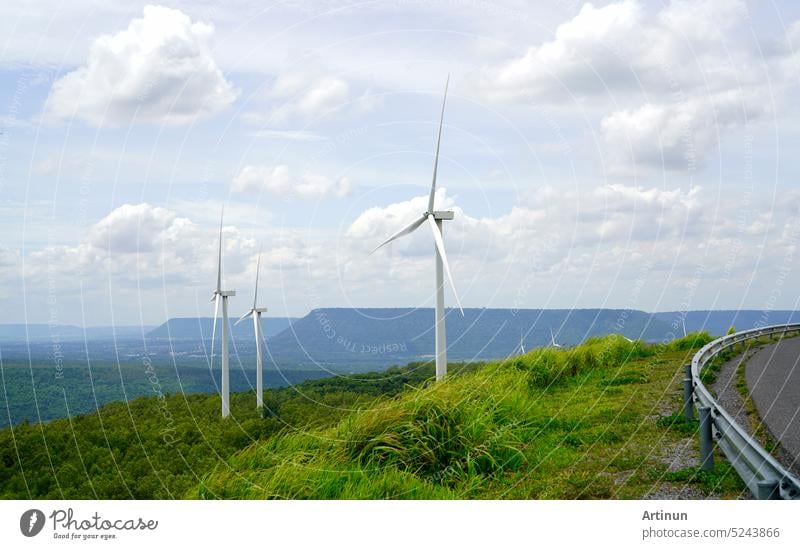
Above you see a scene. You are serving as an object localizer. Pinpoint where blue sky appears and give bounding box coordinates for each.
[2,0,800,325]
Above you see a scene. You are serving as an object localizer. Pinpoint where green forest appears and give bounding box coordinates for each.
[0,334,748,499]
[0,361,330,428]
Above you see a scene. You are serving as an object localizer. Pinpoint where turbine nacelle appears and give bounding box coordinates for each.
[235,306,268,326]
[431,210,454,220]
[213,290,236,298]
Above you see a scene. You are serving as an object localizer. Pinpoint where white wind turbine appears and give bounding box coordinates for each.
[550,328,563,349]
[210,208,236,418]
[518,328,526,355]
[235,249,268,409]
[371,75,462,381]
[681,313,687,337]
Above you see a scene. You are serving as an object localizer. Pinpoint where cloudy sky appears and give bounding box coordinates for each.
[2,0,800,326]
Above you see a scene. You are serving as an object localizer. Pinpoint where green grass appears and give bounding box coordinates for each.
[656,412,699,435]
[2,331,744,500]
[662,462,743,493]
[193,332,743,499]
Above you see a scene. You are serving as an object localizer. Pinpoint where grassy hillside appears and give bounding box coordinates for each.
[1,334,746,500]
[194,333,745,499]
[0,364,439,498]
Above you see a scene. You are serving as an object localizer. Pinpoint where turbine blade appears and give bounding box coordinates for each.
[550,328,556,346]
[216,207,224,293]
[370,214,426,254]
[210,294,220,369]
[253,247,262,309]
[426,214,463,314]
[428,74,450,213]
[235,310,253,326]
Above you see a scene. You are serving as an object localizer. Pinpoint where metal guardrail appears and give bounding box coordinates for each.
[688,323,800,499]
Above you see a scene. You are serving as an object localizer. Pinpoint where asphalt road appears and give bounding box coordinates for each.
[745,338,800,465]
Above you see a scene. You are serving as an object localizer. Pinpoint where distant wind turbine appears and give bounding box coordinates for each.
[681,313,687,337]
[518,328,526,355]
[371,75,462,381]
[550,328,563,349]
[235,249,268,409]
[211,208,236,418]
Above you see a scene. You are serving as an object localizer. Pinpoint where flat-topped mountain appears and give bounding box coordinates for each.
[145,316,297,340]
[262,307,669,366]
[652,310,800,336]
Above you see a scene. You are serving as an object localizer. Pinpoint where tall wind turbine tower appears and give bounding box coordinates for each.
[211,208,236,418]
[236,249,268,409]
[372,75,462,381]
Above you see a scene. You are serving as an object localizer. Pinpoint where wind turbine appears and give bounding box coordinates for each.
[681,313,687,337]
[550,328,563,349]
[211,208,236,418]
[235,249,268,409]
[517,328,526,355]
[371,75,462,381]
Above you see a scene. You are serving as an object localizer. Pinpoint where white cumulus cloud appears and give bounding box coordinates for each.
[232,165,352,199]
[347,184,703,266]
[242,64,357,125]
[27,203,260,288]
[481,0,749,103]
[600,89,769,173]
[478,0,785,173]
[268,68,350,122]
[87,203,177,253]
[45,5,238,127]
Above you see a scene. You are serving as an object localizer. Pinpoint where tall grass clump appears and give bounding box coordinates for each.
[666,331,713,351]
[507,335,653,390]
[340,381,526,484]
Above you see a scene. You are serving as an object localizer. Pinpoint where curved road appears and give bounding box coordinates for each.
[745,337,800,472]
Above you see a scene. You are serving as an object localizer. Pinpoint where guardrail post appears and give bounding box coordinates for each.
[699,407,714,471]
[683,377,694,421]
[684,363,692,379]
[757,479,779,500]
